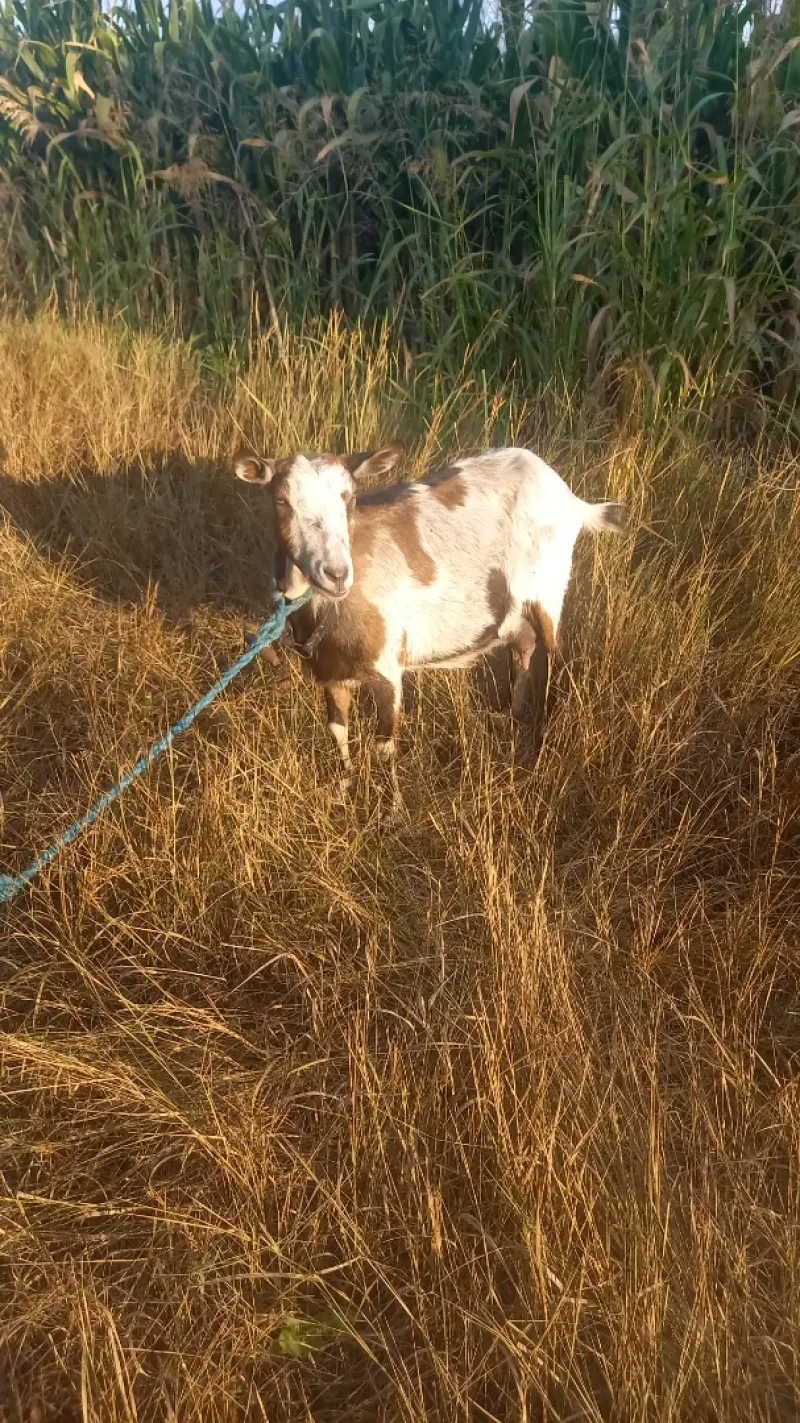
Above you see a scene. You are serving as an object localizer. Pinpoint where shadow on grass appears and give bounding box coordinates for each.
[0,452,530,719]
[0,452,276,622]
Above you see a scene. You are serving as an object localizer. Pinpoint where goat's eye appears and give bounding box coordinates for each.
[275,496,291,509]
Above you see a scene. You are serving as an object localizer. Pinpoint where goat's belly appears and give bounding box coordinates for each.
[422,644,503,670]
[404,627,505,671]
[388,578,516,671]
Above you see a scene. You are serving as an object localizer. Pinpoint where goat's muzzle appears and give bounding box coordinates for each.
[313,563,352,599]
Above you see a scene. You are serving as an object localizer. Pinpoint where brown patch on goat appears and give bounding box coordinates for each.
[392,506,436,585]
[350,514,377,569]
[356,484,407,509]
[269,468,300,561]
[367,674,399,743]
[515,601,557,729]
[524,600,558,655]
[354,500,436,586]
[325,682,352,726]
[431,476,466,510]
[288,590,386,685]
[486,567,511,628]
[361,463,466,509]
[426,467,467,509]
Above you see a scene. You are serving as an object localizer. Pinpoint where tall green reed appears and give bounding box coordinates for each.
[0,0,797,411]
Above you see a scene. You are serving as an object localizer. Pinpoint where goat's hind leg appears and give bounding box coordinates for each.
[513,601,559,729]
[510,618,537,720]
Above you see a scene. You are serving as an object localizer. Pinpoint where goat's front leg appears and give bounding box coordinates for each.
[367,671,403,822]
[324,682,353,796]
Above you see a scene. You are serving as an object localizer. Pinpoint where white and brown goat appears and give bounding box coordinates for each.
[235,444,627,795]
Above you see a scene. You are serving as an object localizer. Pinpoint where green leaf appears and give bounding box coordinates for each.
[95,93,114,129]
[18,40,45,82]
[65,51,95,101]
[275,1313,348,1361]
[305,27,345,92]
[346,84,368,130]
[316,130,380,161]
[509,78,534,140]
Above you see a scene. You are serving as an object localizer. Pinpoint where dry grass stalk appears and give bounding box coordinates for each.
[0,313,799,1421]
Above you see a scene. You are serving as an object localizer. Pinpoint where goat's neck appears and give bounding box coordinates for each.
[273,551,335,629]
[273,548,310,601]
[283,561,311,600]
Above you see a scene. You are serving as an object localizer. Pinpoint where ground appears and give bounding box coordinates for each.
[0,314,799,1422]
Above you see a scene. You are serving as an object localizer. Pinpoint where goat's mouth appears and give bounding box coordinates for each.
[310,576,351,601]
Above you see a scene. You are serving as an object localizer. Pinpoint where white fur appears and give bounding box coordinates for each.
[290,457,354,597]
[365,450,622,677]
[328,720,351,764]
[244,445,626,785]
[240,455,355,599]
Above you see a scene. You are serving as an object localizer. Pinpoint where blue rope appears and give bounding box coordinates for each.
[0,590,312,905]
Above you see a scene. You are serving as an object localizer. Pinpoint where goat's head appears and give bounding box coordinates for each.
[235,445,403,599]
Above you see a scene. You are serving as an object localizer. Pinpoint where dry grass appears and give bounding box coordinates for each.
[1,312,800,1422]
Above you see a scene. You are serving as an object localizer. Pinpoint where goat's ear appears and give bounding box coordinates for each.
[235,455,276,486]
[341,443,404,480]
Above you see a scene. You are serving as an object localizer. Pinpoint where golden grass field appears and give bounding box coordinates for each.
[1,313,799,1422]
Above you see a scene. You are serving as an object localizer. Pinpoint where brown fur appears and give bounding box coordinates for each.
[357,463,467,511]
[270,470,300,561]
[511,604,557,723]
[289,590,387,684]
[486,567,512,627]
[354,499,436,587]
[388,503,437,585]
[428,469,467,509]
[341,444,404,479]
[524,600,558,655]
[367,675,399,742]
[324,683,351,726]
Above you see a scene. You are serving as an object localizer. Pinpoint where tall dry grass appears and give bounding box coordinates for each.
[1,313,800,1421]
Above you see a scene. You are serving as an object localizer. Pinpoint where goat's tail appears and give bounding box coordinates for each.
[581,500,629,535]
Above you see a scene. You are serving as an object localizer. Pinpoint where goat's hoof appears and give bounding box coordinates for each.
[333,773,354,804]
[379,792,404,828]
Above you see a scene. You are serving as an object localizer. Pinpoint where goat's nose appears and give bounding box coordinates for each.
[322,563,348,591]
[320,563,348,591]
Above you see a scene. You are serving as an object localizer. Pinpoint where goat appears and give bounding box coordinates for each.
[235,444,627,801]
